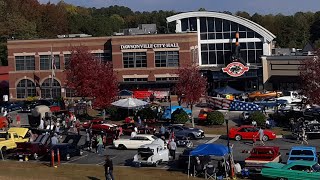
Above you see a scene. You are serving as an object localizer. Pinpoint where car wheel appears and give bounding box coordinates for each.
[118,144,127,150]
[262,135,269,141]
[33,153,38,160]
[66,154,71,161]
[235,135,242,141]
[277,178,288,180]
[188,134,196,140]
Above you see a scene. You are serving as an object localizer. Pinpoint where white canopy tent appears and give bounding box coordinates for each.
[111,98,148,108]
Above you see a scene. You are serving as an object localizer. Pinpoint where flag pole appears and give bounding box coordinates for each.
[50,45,54,99]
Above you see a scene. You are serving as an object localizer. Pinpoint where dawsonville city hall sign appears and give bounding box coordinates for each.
[120,43,179,50]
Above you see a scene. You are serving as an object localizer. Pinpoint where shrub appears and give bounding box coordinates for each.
[138,107,157,120]
[248,111,266,126]
[207,111,225,125]
[172,108,189,124]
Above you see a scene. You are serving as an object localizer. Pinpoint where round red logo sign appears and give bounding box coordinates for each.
[222,62,249,77]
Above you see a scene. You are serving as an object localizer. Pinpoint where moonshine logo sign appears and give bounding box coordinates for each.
[222,62,249,77]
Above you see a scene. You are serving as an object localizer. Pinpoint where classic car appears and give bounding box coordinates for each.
[287,146,318,164]
[20,100,39,113]
[248,91,282,100]
[113,135,157,150]
[166,125,205,140]
[197,108,213,123]
[303,123,320,139]
[1,101,23,112]
[161,106,192,120]
[261,161,320,180]
[245,146,281,172]
[45,135,83,161]
[0,117,7,129]
[133,140,169,166]
[13,134,51,160]
[175,135,193,148]
[228,125,276,141]
[82,119,117,133]
[0,128,30,154]
[121,123,156,135]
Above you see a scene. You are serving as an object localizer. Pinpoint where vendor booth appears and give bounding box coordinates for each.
[188,144,232,178]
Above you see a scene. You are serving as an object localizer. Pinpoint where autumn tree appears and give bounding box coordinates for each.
[175,66,207,127]
[65,46,118,109]
[299,49,320,104]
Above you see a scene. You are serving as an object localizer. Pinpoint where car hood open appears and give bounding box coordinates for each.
[8,127,29,138]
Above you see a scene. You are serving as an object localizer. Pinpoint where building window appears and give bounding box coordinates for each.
[123,78,147,82]
[41,78,61,99]
[181,17,198,32]
[123,52,147,68]
[16,79,36,98]
[93,52,111,63]
[15,56,35,71]
[66,88,76,97]
[40,55,60,70]
[155,51,179,67]
[64,54,71,69]
[156,77,178,81]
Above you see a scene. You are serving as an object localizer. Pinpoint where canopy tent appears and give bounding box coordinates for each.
[188,144,231,178]
[214,86,243,94]
[118,89,133,97]
[111,98,148,109]
[229,100,262,111]
[190,144,229,156]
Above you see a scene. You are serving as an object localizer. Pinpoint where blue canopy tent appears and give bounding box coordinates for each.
[118,89,133,97]
[214,86,243,94]
[188,144,231,178]
[229,100,262,111]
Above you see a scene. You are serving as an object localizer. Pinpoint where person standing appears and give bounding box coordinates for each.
[104,155,114,180]
[130,130,137,138]
[134,126,138,134]
[160,124,165,137]
[301,127,308,145]
[169,139,177,160]
[97,135,104,155]
[16,114,21,127]
[137,116,141,126]
[85,130,91,151]
[258,128,265,146]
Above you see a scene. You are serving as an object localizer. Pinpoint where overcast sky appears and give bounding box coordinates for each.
[40,0,320,15]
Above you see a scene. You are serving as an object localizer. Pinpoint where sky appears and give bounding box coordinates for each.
[39,0,320,15]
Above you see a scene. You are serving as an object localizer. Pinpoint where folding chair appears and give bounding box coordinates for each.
[205,165,216,179]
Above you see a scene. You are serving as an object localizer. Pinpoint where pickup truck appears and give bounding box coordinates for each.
[287,146,318,164]
[245,146,281,172]
[0,128,30,154]
[133,139,169,166]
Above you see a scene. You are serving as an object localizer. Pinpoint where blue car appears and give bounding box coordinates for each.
[287,146,318,164]
[161,106,192,120]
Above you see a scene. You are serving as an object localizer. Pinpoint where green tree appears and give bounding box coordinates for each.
[248,111,266,126]
[207,111,225,125]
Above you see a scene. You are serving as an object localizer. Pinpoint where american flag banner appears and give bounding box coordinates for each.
[207,97,261,111]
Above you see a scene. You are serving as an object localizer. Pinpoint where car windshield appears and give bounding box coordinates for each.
[151,136,158,140]
[291,150,314,156]
[289,157,315,161]
[313,164,320,172]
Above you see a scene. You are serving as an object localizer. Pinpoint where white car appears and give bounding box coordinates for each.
[133,143,169,166]
[113,135,158,150]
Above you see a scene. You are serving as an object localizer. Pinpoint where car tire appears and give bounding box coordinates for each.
[188,134,196,140]
[235,135,242,141]
[277,178,288,180]
[118,144,127,150]
[262,135,269,141]
[66,154,71,161]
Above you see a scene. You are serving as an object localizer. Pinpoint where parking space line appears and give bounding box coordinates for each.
[63,154,88,164]
[205,135,221,144]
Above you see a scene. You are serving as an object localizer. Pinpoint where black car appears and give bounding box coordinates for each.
[20,101,39,113]
[46,135,83,161]
[1,101,22,112]
[305,123,320,139]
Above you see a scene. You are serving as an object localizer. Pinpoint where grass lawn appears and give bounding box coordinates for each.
[0,161,203,180]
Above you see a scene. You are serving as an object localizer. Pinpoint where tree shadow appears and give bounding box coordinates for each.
[87,176,100,180]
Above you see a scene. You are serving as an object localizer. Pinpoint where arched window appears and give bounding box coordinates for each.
[41,79,61,99]
[16,79,36,99]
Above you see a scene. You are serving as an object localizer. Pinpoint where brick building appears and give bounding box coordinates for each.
[7,33,197,100]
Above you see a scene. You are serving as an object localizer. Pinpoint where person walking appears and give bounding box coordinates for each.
[97,135,104,155]
[258,128,265,146]
[85,130,91,151]
[169,139,177,160]
[104,155,114,180]
[137,116,142,126]
[301,127,308,145]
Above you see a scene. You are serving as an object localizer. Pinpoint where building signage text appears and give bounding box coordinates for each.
[120,43,179,50]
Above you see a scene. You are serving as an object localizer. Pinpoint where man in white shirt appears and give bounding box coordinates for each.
[131,131,137,138]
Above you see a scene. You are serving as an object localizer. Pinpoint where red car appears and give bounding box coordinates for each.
[198,108,213,122]
[121,123,156,135]
[82,119,117,133]
[245,146,281,172]
[228,125,276,141]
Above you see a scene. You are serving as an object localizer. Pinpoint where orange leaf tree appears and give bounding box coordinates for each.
[65,46,118,109]
[299,49,320,104]
[175,66,207,127]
